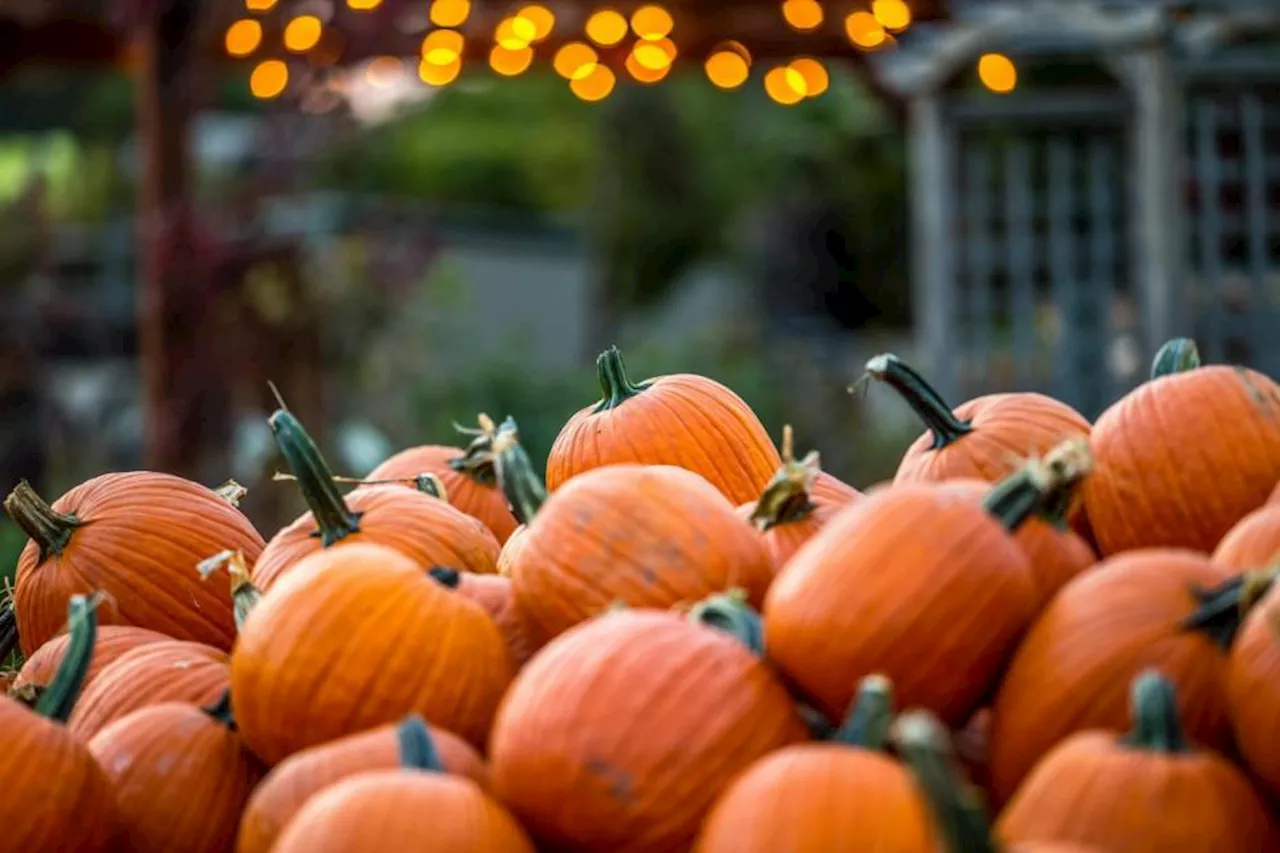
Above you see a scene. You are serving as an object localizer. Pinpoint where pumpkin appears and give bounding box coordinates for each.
[490,605,806,853]
[429,568,537,669]
[232,542,512,763]
[987,549,1251,805]
[87,692,263,852]
[1082,338,1280,555]
[67,639,229,740]
[736,425,863,572]
[1225,570,1280,800]
[997,670,1280,851]
[237,715,489,853]
[251,408,500,590]
[1213,503,1280,572]
[545,345,780,505]
[0,596,118,851]
[13,624,169,702]
[3,473,264,655]
[696,675,939,852]
[764,483,1035,726]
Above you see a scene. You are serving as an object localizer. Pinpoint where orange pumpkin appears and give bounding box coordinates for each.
[764,484,1035,726]
[87,693,263,852]
[429,568,537,669]
[1213,503,1280,571]
[1082,342,1280,555]
[1226,571,1280,800]
[252,409,500,590]
[238,715,489,853]
[67,639,229,740]
[997,670,1280,851]
[13,624,169,701]
[232,542,513,763]
[545,346,780,505]
[4,474,264,655]
[491,606,805,852]
[987,550,1245,805]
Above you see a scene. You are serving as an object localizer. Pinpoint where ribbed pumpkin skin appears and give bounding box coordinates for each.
[237,721,489,853]
[509,465,774,644]
[89,702,263,853]
[67,640,229,740]
[545,374,781,506]
[490,609,806,853]
[734,495,849,574]
[988,550,1235,806]
[1227,584,1280,800]
[253,485,500,590]
[693,745,938,852]
[810,471,862,506]
[1213,504,1280,571]
[1083,366,1280,556]
[232,544,513,764]
[496,525,527,577]
[764,487,1035,726]
[365,444,519,544]
[996,730,1280,851]
[0,697,118,851]
[446,573,537,669]
[14,625,170,696]
[273,771,535,853]
[13,472,264,655]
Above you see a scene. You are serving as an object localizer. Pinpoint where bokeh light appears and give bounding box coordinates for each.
[764,65,805,104]
[872,0,912,31]
[250,59,289,99]
[978,52,1017,93]
[419,57,462,86]
[347,0,383,10]
[781,0,823,31]
[422,29,465,65]
[845,11,886,48]
[632,37,676,70]
[366,56,403,87]
[630,5,673,40]
[789,57,828,97]
[245,0,277,11]
[585,9,629,46]
[429,0,471,27]
[284,15,323,53]
[490,44,534,76]
[571,63,616,101]
[517,5,556,41]
[553,42,598,80]
[626,52,670,83]
[496,16,538,49]
[225,19,263,57]
[705,46,750,90]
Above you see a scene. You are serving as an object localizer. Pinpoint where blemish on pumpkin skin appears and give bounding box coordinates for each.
[1236,367,1280,419]
[584,756,637,806]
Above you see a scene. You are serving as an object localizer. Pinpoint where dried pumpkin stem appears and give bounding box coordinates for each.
[832,674,895,750]
[35,594,97,723]
[593,345,650,413]
[687,590,765,656]
[397,715,445,772]
[982,439,1093,533]
[863,354,973,449]
[413,473,448,500]
[204,689,237,731]
[895,711,1000,853]
[1150,337,1202,379]
[269,408,363,546]
[1181,567,1277,650]
[3,481,82,562]
[492,417,547,525]
[749,426,822,531]
[1123,669,1187,753]
[448,417,500,487]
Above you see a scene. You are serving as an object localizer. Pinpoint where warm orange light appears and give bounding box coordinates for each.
[789,57,828,97]
[496,16,538,49]
[781,0,823,31]
[419,57,462,86]
[571,63,616,101]
[630,5,673,39]
[429,0,470,27]
[250,59,289,99]
[625,52,668,83]
[367,56,403,87]
[705,48,750,89]
[553,41,598,80]
[764,65,805,104]
[872,0,912,31]
[978,52,1017,93]
[632,37,676,70]
[225,19,263,57]
[845,11,886,48]
[490,44,534,76]
[585,9,629,46]
[422,29,465,65]
[517,4,555,41]
[347,0,383,10]
[245,0,277,10]
[283,15,323,53]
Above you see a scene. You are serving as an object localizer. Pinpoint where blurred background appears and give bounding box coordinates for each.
[2,0,1279,576]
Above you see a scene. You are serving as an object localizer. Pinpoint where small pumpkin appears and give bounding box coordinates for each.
[997,670,1280,851]
[490,604,806,853]
[1213,503,1280,572]
[545,345,781,505]
[430,568,537,669]
[87,691,263,852]
[4,473,264,654]
[232,542,513,763]
[1226,571,1280,800]
[251,407,500,590]
[13,624,169,702]
[237,715,489,853]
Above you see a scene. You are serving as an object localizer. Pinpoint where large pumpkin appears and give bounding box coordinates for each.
[429,568,537,669]
[3,473,264,655]
[545,346,780,504]
[1226,570,1280,800]
[490,606,806,852]
[13,625,169,701]
[1213,503,1280,571]
[233,542,513,763]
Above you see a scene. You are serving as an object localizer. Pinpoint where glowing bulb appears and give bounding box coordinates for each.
[781,0,823,31]
[571,63,615,101]
[585,9,628,46]
[517,4,555,41]
[250,59,289,99]
[630,5,673,39]
[490,44,534,76]
[978,52,1017,93]
[789,57,828,97]
[225,19,263,57]
[419,57,461,86]
[422,29,465,65]
[764,65,805,104]
[429,0,470,27]
[553,42,598,80]
[705,48,750,90]
[845,11,886,48]
[283,16,323,53]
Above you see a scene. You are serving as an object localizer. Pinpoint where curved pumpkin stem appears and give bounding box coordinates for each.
[198,550,263,632]
[687,589,765,656]
[1124,669,1187,753]
[4,481,82,563]
[35,594,98,723]
[1151,337,1202,379]
[982,438,1093,533]
[448,416,500,487]
[594,345,649,413]
[413,473,448,500]
[895,710,1000,853]
[749,426,822,531]
[491,416,547,525]
[428,566,462,589]
[863,354,973,450]
[832,674,895,750]
[397,715,445,772]
[204,689,237,730]
[1181,566,1277,650]
[269,407,363,546]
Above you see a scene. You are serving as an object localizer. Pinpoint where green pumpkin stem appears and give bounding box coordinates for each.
[35,595,97,723]
[397,715,445,771]
[429,567,462,589]
[863,354,973,449]
[203,689,237,730]
[982,439,1093,533]
[1181,567,1276,650]
[1151,338,1202,379]
[749,426,821,531]
[593,345,649,413]
[413,474,448,499]
[895,711,1000,853]
[4,481,82,563]
[832,674,895,749]
[1123,669,1187,753]
[688,589,765,656]
[490,416,546,525]
[268,407,363,546]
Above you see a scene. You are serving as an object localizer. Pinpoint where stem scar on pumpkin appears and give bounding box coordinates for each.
[3,480,85,563]
[268,403,365,546]
[860,354,974,450]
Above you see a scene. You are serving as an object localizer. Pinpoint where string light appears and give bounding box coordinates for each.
[283,16,323,53]
[245,0,277,10]
[420,57,462,86]
[630,5,673,40]
[495,16,538,50]
[553,42,598,80]
[781,0,823,31]
[422,29,465,65]
[490,44,534,76]
[516,4,556,41]
[347,0,383,10]
[429,0,470,27]
[764,65,805,104]
[632,37,676,71]
[626,51,669,83]
[225,19,263,57]
[571,63,616,101]
[250,60,289,99]
[872,0,912,31]
[978,53,1017,93]
[585,9,628,46]
[705,45,750,90]
[789,57,828,97]
[845,11,886,48]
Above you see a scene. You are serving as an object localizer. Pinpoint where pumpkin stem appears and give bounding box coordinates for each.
[863,354,973,449]
[491,417,547,525]
[832,674,895,750]
[268,408,363,546]
[1181,567,1277,650]
[749,426,822,531]
[1151,337,1202,379]
[3,481,82,563]
[1123,669,1188,753]
[429,566,462,589]
[448,417,500,487]
[35,594,97,723]
[687,589,765,656]
[982,439,1093,533]
[798,703,836,739]
[203,689,237,730]
[213,479,248,507]
[593,345,649,413]
[197,550,263,632]
[413,473,448,500]
[397,715,445,771]
[895,710,1000,853]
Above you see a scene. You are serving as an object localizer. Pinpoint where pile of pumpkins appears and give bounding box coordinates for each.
[5,337,1280,852]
